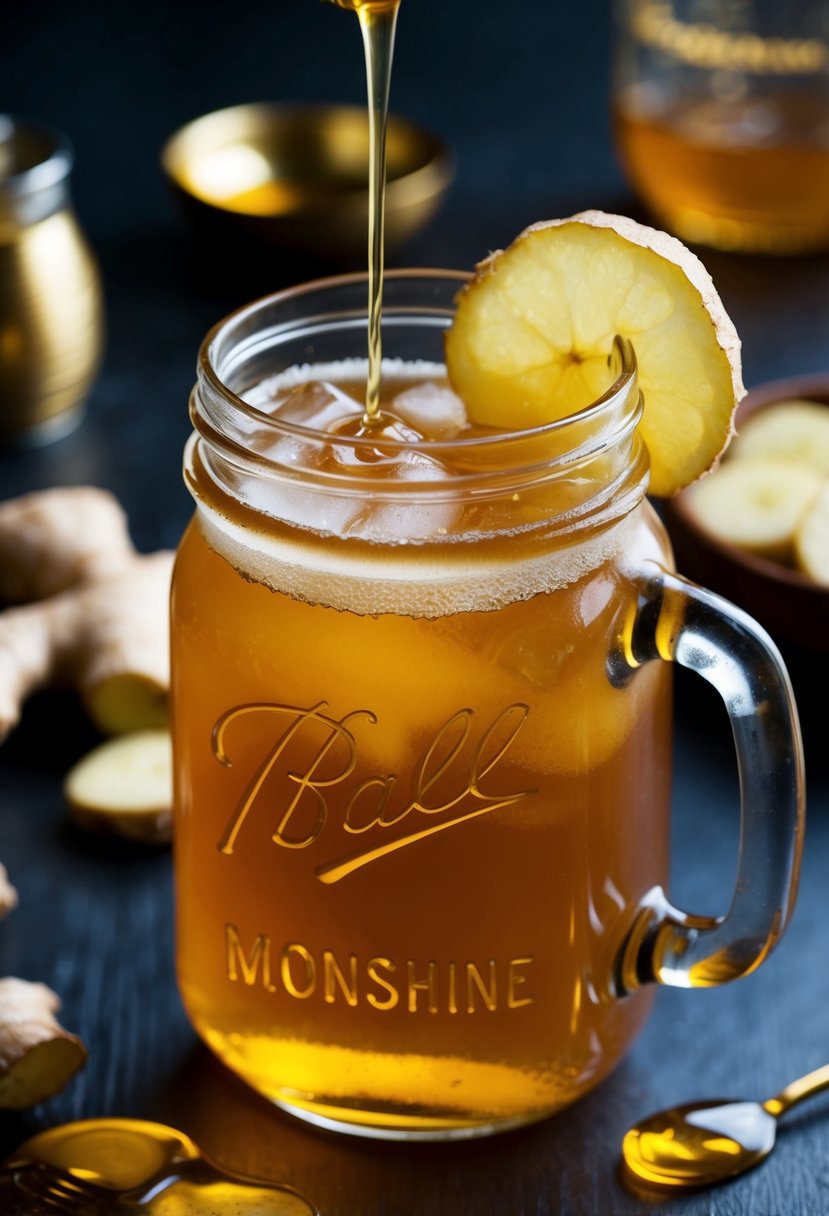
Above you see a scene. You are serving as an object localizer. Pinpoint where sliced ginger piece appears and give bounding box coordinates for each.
[0,978,87,1108]
[795,480,829,585]
[65,730,173,844]
[732,400,829,476]
[445,210,744,496]
[685,458,822,562]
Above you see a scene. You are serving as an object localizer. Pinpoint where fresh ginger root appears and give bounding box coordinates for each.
[0,488,173,741]
[0,858,87,1113]
[0,978,87,1108]
[0,487,135,604]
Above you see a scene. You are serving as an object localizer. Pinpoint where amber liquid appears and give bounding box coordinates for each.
[615,88,829,252]
[171,375,673,1136]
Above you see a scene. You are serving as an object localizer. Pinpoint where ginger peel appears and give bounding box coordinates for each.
[0,487,134,603]
[0,818,86,1112]
[0,979,87,1108]
[0,488,173,741]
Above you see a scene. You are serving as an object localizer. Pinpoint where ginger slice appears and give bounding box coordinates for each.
[732,400,829,477]
[684,457,822,562]
[445,210,744,496]
[795,481,829,585]
[65,730,173,845]
[0,978,87,1109]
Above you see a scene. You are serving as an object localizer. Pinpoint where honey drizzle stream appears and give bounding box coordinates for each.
[332,0,401,426]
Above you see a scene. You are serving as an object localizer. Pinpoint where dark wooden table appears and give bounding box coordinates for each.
[2,1,829,1212]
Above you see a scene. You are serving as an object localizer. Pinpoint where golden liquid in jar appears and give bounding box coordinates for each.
[171,368,673,1136]
[614,87,829,252]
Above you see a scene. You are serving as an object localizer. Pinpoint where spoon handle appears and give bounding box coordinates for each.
[764,1062,829,1117]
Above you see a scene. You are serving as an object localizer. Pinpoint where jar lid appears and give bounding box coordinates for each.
[0,115,73,226]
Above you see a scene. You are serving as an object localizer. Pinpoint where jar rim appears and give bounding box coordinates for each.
[196,269,639,460]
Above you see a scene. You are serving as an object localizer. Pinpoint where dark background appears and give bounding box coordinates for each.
[1,2,829,1213]
[2,0,636,540]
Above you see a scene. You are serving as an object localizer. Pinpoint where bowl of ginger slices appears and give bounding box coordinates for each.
[666,377,829,652]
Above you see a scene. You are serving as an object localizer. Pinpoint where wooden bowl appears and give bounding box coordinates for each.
[161,102,454,265]
[665,375,829,653]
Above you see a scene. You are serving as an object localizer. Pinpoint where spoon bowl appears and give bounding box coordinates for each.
[623,1098,777,1189]
[622,1061,829,1193]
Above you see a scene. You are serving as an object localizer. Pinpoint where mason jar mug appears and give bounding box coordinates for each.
[171,271,804,1139]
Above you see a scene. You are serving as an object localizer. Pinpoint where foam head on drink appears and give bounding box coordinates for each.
[172,358,673,1135]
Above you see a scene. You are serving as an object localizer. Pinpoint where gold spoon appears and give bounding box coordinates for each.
[622,1062,829,1190]
[0,1117,317,1214]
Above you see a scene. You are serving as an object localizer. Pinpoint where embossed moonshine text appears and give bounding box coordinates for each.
[226,924,535,1013]
[212,701,537,881]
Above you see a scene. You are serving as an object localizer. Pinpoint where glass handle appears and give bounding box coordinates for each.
[611,564,805,994]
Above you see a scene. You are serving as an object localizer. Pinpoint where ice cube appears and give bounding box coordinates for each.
[391,381,468,440]
[248,380,364,465]
[238,381,366,533]
[242,471,364,537]
[272,380,362,429]
[344,446,462,542]
[238,379,462,540]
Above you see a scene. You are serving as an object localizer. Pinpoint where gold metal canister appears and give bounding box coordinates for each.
[0,117,103,444]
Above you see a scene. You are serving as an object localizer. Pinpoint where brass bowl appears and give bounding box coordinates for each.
[666,375,829,653]
[161,103,454,264]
